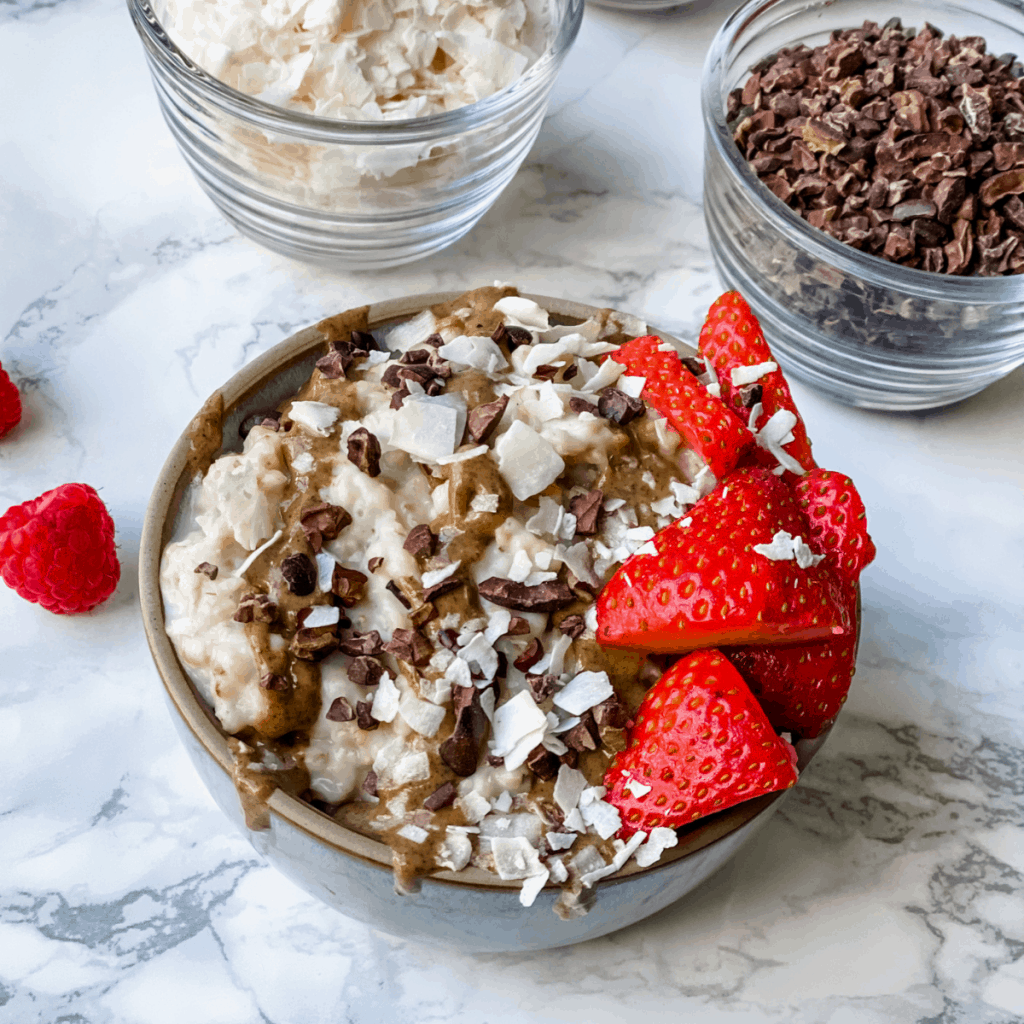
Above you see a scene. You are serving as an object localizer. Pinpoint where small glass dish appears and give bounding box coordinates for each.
[587,0,696,12]
[128,0,583,270]
[702,0,1024,411]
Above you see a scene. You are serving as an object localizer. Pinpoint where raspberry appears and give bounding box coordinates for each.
[0,363,21,439]
[0,483,120,614]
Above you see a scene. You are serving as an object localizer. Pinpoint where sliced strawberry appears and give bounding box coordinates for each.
[605,649,798,837]
[727,579,859,738]
[794,469,876,581]
[611,335,752,480]
[595,467,851,653]
[697,292,815,476]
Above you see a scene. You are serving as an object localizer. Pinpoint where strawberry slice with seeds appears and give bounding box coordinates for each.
[595,467,851,653]
[697,292,815,476]
[605,649,798,837]
[611,335,752,480]
[727,579,859,738]
[794,469,876,581]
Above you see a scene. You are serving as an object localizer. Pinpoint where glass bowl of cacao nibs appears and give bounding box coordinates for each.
[702,0,1024,411]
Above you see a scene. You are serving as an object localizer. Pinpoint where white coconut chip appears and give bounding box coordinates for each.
[494,296,550,329]
[398,692,447,737]
[748,401,764,433]
[525,496,564,540]
[580,832,646,887]
[435,445,489,465]
[553,764,588,815]
[302,605,340,628]
[519,869,550,908]
[391,393,467,463]
[479,688,496,720]
[563,807,586,832]
[470,492,500,514]
[437,832,472,872]
[483,608,513,644]
[634,826,680,868]
[457,631,499,680]
[731,361,778,386]
[618,375,646,398]
[493,421,565,501]
[431,480,450,517]
[291,451,315,474]
[383,309,436,352]
[490,836,545,880]
[370,672,401,723]
[397,823,430,844]
[557,541,599,587]
[443,656,473,691]
[793,534,825,568]
[624,776,652,798]
[634,541,659,557]
[548,858,569,884]
[315,551,336,591]
[650,495,680,518]
[422,560,461,589]
[580,797,623,841]
[579,357,624,394]
[490,691,548,770]
[670,479,702,506]
[458,791,491,824]
[603,497,626,512]
[507,548,534,583]
[546,831,578,852]
[438,335,508,375]
[233,529,283,578]
[756,409,805,476]
[492,790,513,813]
[288,401,340,436]
[553,670,614,716]
[364,350,390,367]
[390,751,431,785]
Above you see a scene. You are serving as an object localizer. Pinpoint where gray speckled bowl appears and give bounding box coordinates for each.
[139,291,832,952]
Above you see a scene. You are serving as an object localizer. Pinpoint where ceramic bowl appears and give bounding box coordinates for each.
[139,291,833,952]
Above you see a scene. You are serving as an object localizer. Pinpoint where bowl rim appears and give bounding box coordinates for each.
[127,0,585,144]
[139,289,827,893]
[701,0,1024,300]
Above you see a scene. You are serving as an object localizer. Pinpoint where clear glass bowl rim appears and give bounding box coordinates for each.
[127,0,583,145]
[701,0,1024,303]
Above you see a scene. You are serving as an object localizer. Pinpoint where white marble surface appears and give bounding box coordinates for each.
[2,0,1024,1019]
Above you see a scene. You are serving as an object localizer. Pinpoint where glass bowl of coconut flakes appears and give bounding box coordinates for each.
[129,0,582,268]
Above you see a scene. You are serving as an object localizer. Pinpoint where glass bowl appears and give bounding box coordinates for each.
[702,0,1024,411]
[588,0,697,12]
[127,0,583,270]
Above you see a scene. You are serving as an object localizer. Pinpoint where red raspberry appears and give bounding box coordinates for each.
[0,363,22,439]
[0,483,120,614]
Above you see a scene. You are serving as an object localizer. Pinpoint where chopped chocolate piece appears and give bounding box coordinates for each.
[399,348,432,364]
[403,524,437,558]
[290,627,339,661]
[423,575,463,601]
[315,350,350,380]
[424,379,445,397]
[526,745,560,781]
[490,323,508,346]
[437,628,460,651]
[233,593,277,623]
[260,672,289,692]
[564,711,601,752]
[381,363,438,389]
[559,748,579,769]
[422,333,444,348]
[504,325,533,347]
[597,387,645,426]
[368,556,384,573]
[738,383,764,408]
[569,489,603,536]
[347,428,381,478]
[281,552,317,597]
[350,329,379,351]
[194,562,219,580]
[348,656,384,686]
[527,673,558,703]
[439,685,486,776]
[409,603,438,628]
[386,579,412,609]
[384,627,432,666]
[593,695,630,730]
[325,696,355,721]
[466,395,509,444]
[495,650,508,679]
[355,701,378,731]
[338,630,385,656]
[569,397,598,416]
[390,387,409,410]
[362,769,378,796]
[486,754,506,768]
[980,169,1024,205]
[680,356,705,376]
[562,364,579,382]
[423,781,457,811]
[533,364,559,380]
[513,637,544,672]
[557,614,586,640]
[477,577,575,613]
[505,615,531,636]
[299,502,352,553]
[332,565,368,607]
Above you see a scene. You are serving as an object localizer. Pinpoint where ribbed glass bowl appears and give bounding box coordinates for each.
[127,0,582,269]
[702,0,1024,411]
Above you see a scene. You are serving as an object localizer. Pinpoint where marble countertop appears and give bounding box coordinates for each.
[2,0,1024,1020]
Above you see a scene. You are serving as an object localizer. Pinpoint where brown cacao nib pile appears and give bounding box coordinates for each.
[729,19,1024,275]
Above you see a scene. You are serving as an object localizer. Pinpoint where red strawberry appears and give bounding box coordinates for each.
[611,335,752,480]
[794,469,876,581]
[605,649,798,837]
[595,467,851,653]
[697,292,815,476]
[727,580,859,738]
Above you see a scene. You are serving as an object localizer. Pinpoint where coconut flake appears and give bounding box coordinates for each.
[437,832,472,872]
[490,836,545,880]
[438,335,508,375]
[580,831,645,886]
[747,401,764,433]
[398,692,447,737]
[579,357,624,394]
[459,791,491,824]
[390,751,431,785]
[233,529,284,577]
[793,534,825,569]
[315,551,336,591]
[490,691,548,770]
[435,445,488,466]
[634,826,679,868]
[495,296,550,329]
[756,409,805,476]
[618,375,646,398]
[383,310,437,352]
[519,868,550,907]
[493,421,565,500]
[422,560,461,589]
[457,631,499,680]
[525,496,564,539]
[303,605,340,628]
[546,831,578,851]
[580,797,622,840]
[288,401,339,436]
[563,807,586,832]
[370,672,401,723]
[624,776,652,798]
[292,451,315,474]
[553,764,588,815]
[507,548,534,583]
[470,492,500,514]
[731,361,778,386]
[553,670,614,716]
[391,392,467,463]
